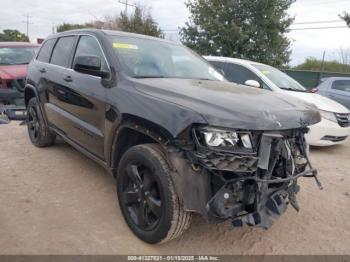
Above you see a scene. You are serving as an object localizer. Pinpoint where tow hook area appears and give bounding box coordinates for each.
[231,191,289,229]
[204,131,323,229]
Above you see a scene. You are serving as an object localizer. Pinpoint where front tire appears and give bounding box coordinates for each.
[117,144,192,244]
[26,97,55,147]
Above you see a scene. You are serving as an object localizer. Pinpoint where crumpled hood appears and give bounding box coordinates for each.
[133,78,321,131]
[0,64,28,80]
[284,90,350,114]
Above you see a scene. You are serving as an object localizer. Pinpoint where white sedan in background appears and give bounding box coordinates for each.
[205,56,350,146]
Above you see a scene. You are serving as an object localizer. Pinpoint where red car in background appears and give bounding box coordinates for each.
[0,42,38,120]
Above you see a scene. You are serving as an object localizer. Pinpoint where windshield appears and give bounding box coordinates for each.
[0,46,38,65]
[252,63,306,92]
[108,35,224,81]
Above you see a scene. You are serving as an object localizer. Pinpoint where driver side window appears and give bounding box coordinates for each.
[73,35,109,72]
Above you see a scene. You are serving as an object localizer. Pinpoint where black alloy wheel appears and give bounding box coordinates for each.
[27,104,40,141]
[26,97,55,147]
[122,163,162,231]
[117,144,192,244]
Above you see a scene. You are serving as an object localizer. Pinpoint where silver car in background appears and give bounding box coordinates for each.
[317,77,350,109]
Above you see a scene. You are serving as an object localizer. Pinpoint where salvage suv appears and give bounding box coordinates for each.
[25,29,322,244]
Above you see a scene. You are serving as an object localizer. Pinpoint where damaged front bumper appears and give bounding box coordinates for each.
[168,128,322,230]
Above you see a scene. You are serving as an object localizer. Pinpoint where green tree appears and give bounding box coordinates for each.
[118,5,164,38]
[0,29,29,42]
[56,23,92,33]
[56,5,163,38]
[340,12,350,26]
[180,0,295,66]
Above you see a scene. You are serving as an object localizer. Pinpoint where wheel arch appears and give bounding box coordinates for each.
[110,115,174,176]
[24,85,39,107]
[110,115,211,219]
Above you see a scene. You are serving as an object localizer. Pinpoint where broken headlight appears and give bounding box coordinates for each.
[197,127,253,150]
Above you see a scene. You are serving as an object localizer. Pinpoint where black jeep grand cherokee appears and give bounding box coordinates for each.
[25,29,322,244]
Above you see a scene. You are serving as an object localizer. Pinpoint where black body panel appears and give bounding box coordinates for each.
[25,30,322,226]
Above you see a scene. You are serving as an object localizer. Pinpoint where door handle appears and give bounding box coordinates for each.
[63,75,72,82]
[39,68,46,73]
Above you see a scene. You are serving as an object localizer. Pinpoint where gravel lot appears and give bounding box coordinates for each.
[0,122,349,255]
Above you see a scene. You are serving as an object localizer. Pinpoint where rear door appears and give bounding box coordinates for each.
[57,35,110,159]
[327,79,350,109]
[44,36,78,134]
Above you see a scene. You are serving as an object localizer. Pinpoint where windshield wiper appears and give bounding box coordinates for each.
[194,78,215,81]
[280,87,309,93]
[133,75,167,79]
[0,62,29,65]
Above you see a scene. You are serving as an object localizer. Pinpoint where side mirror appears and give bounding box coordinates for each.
[244,80,261,88]
[311,87,319,93]
[73,56,109,78]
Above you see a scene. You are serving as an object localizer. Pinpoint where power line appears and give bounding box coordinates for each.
[293,19,344,25]
[290,25,348,31]
[292,0,350,8]
[163,22,349,33]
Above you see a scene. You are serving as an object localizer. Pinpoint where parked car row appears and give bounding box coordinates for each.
[2,40,349,147]
[205,56,350,146]
[23,29,324,244]
[1,29,348,244]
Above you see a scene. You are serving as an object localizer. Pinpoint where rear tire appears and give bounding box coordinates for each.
[117,144,192,244]
[26,97,55,147]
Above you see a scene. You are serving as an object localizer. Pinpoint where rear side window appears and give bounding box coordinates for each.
[331,80,350,93]
[36,39,56,63]
[50,36,76,67]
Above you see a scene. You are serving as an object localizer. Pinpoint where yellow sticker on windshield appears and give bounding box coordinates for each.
[261,70,270,75]
[113,43,138,50]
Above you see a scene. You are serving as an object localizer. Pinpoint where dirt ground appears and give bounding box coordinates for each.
[0,122,349,255]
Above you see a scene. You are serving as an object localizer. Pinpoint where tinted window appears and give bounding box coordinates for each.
[73,35,109,72]
[108,35,224,80]
[332,80,350,92]
[212,62,261,86]
[37,39,55,63]
[50,36,75,67]
[209,61,227,76]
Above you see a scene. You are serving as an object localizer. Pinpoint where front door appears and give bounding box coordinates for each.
[59,35,111,159]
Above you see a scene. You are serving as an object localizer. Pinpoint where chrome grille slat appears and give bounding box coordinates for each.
[335,113,350,127]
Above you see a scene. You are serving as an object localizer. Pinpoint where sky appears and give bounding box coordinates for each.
[0,0,349,66]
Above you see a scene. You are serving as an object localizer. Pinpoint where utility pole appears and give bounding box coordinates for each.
[319,51,326,84]
[22,14,33,40]
[118,0,136,16]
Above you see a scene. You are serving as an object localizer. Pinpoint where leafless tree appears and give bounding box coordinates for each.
[338,47,350,73]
